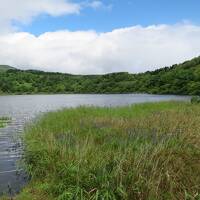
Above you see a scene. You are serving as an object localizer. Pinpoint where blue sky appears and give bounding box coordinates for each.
[0,0,200,74]
[18,0,200,35]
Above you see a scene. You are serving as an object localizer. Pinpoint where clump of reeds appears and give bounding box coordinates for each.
[0,117,11,128]
[14,102,200,200]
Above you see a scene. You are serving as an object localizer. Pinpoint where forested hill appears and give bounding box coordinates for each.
[0,65,15,72]
[1,56,200,95]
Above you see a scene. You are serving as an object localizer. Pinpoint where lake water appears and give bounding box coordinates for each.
[0,94,190,196]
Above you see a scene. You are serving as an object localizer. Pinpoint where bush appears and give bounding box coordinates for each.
[191,96,200,104]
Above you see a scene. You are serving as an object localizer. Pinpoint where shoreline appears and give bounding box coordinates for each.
[0,93,191,97]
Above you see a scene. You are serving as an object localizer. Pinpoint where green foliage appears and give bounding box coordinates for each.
[1,57,200,94]
[0,117,10,128]
[191,96,200,104]
[0,65,15,72]
[13,102,200,200]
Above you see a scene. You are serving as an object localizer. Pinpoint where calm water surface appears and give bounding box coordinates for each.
[0,94,190,195]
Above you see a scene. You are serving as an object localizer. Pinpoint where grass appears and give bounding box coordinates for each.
[0,117,10,128]
[4,101,200,200]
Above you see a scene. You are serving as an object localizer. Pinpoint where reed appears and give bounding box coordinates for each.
[8,102,200,199]
[0,117,10,128]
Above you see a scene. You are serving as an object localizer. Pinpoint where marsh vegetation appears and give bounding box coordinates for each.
[4,101,198,200]
[0,117,10,128]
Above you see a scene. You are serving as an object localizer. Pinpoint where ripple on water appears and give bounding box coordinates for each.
[0,120,27,196]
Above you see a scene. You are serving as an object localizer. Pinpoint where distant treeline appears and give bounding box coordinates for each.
[1,56,200,95]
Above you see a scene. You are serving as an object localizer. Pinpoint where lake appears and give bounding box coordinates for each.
[0,94,190,196]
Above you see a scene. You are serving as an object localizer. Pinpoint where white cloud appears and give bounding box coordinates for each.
[86,1,112,10]
[88,1,103,9]
[0,0,112,33]
[0,0,81,33]
[0,24,200,74]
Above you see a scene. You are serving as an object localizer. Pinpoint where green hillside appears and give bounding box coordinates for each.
[0,65,15,72]
[0,56,200,95]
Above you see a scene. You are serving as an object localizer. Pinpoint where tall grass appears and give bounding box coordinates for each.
[0,117,10,128]
[11,102,200,199]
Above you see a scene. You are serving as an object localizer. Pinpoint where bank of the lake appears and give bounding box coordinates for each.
[4,101,198,200]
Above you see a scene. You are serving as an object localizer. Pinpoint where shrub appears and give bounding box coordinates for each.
[191,96,200,104]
